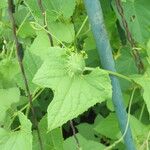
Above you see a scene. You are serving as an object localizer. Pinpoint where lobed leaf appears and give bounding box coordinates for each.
[0,112,32,150]
[33,47,112,131]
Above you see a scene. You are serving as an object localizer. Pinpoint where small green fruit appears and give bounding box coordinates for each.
[66,53,85,77]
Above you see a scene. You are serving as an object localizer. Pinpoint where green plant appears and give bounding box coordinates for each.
[0,0,149,150]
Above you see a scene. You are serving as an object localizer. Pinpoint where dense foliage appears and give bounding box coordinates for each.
[0,0,150,149]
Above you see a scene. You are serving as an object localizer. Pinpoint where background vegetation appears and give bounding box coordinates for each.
[0,0,150,149]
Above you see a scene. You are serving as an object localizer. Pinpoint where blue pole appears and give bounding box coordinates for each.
[84,0,136,149]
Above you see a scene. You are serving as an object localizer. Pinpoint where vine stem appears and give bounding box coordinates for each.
[73,16,88,52]
[69,120,81,150]
[37,0,53,46]
[24,0,66,47]
[115,0,144,73]
[85,67,133,82]
[9,11,31,59]
[75,16,88,38]
[139,103,145,121]
[30,21,67,48]
[105,87,137,150]
[20,88,44,113]
[8,1,43,150]
[9,88,44,130]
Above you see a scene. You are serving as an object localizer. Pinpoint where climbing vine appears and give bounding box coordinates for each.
[0,0,149,150]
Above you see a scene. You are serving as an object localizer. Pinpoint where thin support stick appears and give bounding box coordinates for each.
[115,0,144,73]
[8,1,43,150]
[70,120,81,150]
[84,0,136,149]
[105,87,137,150]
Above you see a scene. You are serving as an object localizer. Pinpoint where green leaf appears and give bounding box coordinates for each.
[0,87,20,123]
[18,21,35,38]
[63,133,105,150]
[15,49,42,93]
[131,69,150,114]
[33,115,64,150]
[0,58,19,88]
[14,6,36,38]
[77,123,100,142]
[0,112,32,150]
[83,32,100,67]
[95,113,150,148]
[44,0,76,21]
[0,58,19,82]
[0,0,7,9]
[116,48,138,75]
[48,22,75,43]
[115,47,138,91]
[94,113,121,139]
[25,0,76,21]
[107,93,130,111]
[146,39,150,64]
[112,0,150,44]
[30,31,51,60]
[100,0,121,49]
[130,115,150,149]
[33,47,112,131]
[25,0,75,43]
